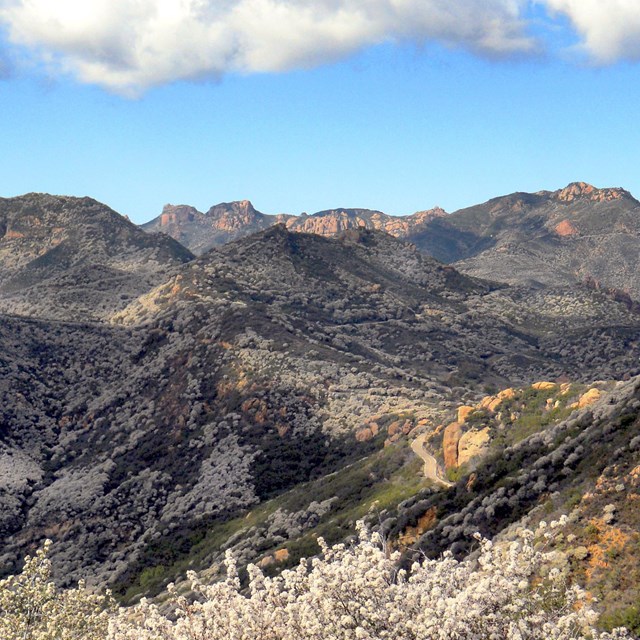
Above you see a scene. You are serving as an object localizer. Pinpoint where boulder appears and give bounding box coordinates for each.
[479,395,495,409]
[490,388,515,410]
[257,555,275,569]
[578,388,602,408]
[457,406,475,424]
[457,427,491,467]
[384,434,401,447]
[479,388,515,413]
[387,420,402,436]
[356,427,374,442]
[397,507,437,547]
[532,381,556,391]
[274,548,290,563]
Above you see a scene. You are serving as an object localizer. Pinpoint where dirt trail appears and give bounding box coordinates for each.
[411,433,454,488]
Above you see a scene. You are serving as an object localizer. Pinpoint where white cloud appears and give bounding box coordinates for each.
[0,0,535,94]
[542,0,640,62]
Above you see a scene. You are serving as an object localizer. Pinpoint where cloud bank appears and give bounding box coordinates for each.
[0,1,639,93]
[0,0,534,93]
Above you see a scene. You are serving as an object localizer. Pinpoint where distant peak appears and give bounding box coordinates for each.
[207,199,257,213]
[555,181,632,204]
[161,203,200,215]
[309,207,385,218]
[158,204,201,227]
[408,206,447,220]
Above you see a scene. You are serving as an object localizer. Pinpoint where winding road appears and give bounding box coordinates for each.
[411,434,454,488]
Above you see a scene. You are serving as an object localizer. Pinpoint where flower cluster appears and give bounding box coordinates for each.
[0,540,114,640]
[0,521,631,640]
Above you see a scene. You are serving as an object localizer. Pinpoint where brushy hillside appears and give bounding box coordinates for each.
[0,193,639,634]
[113,377,640,636]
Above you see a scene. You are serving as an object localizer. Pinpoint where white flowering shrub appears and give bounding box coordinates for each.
[0,540,114,640]
[1,521,631,640]
[109,519,629,640]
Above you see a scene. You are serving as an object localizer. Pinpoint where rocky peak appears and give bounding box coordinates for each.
[159,204,202,227]
[206,200,262,225]
[286,207,418,238]
[555,182,632,204]
[408,206,447,223]
[140,199,450,253]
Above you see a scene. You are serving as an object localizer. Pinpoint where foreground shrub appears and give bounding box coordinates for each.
[0,540,114,640]
[1,521,632,639]
[110,519,629,640]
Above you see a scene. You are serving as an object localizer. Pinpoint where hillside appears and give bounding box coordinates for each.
[0,193,193,321]
[415,182,640,297]
[0,192,639,633]
[125,377,640,635]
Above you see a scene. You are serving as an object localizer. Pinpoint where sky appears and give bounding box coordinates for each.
[0,1,639,224]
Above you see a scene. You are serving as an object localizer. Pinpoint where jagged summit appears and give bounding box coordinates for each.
[143,198,448,255]
[308,206,385,218]
[142,199,290,254]
[207,199,259,217]
[554,181,635,204]
[139,182,640,298]
[158,204,201,225]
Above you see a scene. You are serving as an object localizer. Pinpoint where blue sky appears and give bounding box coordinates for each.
[0,1,639,224]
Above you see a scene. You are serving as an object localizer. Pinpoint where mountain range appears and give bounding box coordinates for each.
[141,200,446,255]
[143,181,640,299]
[1,183,639,633]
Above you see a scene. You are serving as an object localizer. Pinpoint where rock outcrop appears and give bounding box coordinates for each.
[578,388,603,408]
[443,423,462,469]
[457,427,491,467]
[555,181,629,203]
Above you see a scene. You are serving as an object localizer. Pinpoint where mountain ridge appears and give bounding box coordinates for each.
[141,181,640,299]
[142,199,447,254]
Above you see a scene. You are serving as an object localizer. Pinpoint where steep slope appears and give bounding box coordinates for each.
[119,225,640,392]
[131,377,640,634]
[0,193,194,321]
[383,377,640,634]
[408,182,640,296]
